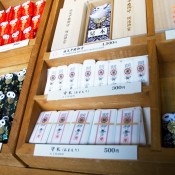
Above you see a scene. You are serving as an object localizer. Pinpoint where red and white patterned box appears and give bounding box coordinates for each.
[0,10,6,23]
[29,111,57,143]
[6,6,14,21]
[22,26,35,40]
[13,5,22,20]
[2,34,11,45]
[34,0,46,16]
[47,110,74,144]
[88,109,117,144]
[31,15,41,32]
[19,15,31,31]
[0,21,10,36]
[21,1,34,17]
[9,19,20,34]
[11,30,22,43]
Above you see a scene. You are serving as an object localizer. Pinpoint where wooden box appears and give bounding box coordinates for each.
[83,0,114,44]
[157,39,175,158]
[15,0,170,174]
[0,0,53,167]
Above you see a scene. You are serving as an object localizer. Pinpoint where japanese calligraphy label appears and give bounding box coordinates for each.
[165,29,175,40]
[47,82,141,101]
[34,144,137,160]
[0,39,29,52]
[50,37,131,59]
[87,28,108,38]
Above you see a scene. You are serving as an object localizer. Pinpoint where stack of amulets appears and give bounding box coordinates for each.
[0,69,26,143]
[0,0,45,46]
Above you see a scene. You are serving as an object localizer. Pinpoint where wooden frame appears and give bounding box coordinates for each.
[15,0,173,174]
[0,0,53,167]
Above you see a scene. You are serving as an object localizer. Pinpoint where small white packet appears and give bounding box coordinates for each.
[120,57,134,83]
[65,110,95,144]
[80,59,96,88]
[94,61,108,86]
[44,67,57,95]
[47,110,74,144]
[52,65,68,91]
[107,59,121,85]
[29,111,57,143]
[115,107,146,145]
[133,55,149,85]
[88,109,117,144]
[67,63,82,89]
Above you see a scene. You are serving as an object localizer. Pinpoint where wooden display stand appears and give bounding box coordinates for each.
[0,0,53,167]
[15,0,173,174]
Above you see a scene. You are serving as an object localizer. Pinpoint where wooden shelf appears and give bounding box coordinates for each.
[14,0,167,174]
[34,87,150,111]
[0,39,36,69]
[0,0,54,167]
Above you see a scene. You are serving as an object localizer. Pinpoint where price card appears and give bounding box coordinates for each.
[165,29,175,40]
[47,82,141,101]
[34,144,137,160]
[0,39,29,52]
[50,37,131,59]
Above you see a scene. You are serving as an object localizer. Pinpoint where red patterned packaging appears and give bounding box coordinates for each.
[34,0,46,16]
[21,1,34,17]
[20,15,31,31]
[9,19,20,34]
[22,26,34,40]
[6,6,14,21]
[32,15,41,32]
[13,5,22,20]
[0,21,10,36]
[11,30,22,43]
[0,10,6,23]
[0,36,3,46]
[2,34,11,45]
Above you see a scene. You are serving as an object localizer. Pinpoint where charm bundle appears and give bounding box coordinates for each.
[29,107,146,145]
[0,0,45,46]
[44,55,149,95]
[0,69,26,142]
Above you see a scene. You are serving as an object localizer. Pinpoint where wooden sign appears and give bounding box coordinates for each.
[153,0,175,31]
[112,0,147,39]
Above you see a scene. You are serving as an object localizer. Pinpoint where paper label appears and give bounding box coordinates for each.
[165,29,175,40]
[0,143,2,152]
[88,28,108,38]
[50,37,131,59]
[47,82,141,101]
[0,39,29,52]
[34,144,137,160]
